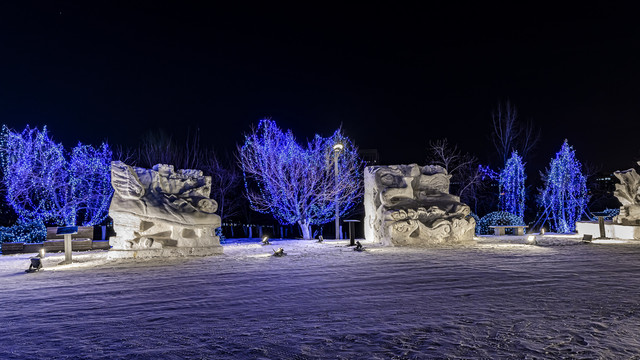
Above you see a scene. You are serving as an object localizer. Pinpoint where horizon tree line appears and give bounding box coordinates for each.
[0,100,627,235]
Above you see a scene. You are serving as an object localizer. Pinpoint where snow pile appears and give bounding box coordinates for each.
[2,238,640,358]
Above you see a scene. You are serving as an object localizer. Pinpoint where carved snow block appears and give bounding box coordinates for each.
[613,161,640,226]
[108,161,222,258]
[364,164,475,246]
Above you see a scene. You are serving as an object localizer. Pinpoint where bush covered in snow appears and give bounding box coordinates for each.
[0,219,47,243]
[478,211,525,235]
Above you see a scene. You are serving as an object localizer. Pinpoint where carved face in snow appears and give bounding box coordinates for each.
[377,169,406,189]
[366,163,475,245]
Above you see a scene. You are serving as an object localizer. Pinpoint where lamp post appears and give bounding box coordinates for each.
[333,142,343,239]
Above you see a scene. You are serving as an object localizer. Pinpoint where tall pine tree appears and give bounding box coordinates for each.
[539,140,588,233]
[499,151,526,219]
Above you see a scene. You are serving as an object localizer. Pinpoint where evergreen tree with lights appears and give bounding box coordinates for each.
[499,151,526,219]
[239,119,363,239]
[539,140,588,233]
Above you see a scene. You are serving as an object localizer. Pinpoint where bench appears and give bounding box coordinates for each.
[43,238,93,252]
[489,225,528,236]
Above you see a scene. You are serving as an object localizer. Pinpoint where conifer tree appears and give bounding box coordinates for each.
[539,140,588,233]
[499,151,526,218]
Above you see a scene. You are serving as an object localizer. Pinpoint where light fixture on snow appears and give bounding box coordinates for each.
[540,228,545,235]
[353,241,364,252]
[25,257,43,273]
[272,247,285,257]
[317,235,323,243]
[261,236,270,245]
[527,235,537,245]
[582,234,593,243]
[38,248,45,258]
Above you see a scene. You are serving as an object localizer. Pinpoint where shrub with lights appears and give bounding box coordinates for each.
[477,211,525,235]
[239,119,363,239]
[590,208,620,221]
[0,219,46,243]
[466,212,481,234]
[499,151,526,219]
[538,140,588,233]
[0,125,113,227]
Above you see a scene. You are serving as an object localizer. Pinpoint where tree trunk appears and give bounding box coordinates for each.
[298,219,312,239]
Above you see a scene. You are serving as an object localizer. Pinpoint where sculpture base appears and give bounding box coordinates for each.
[107,245,223,259]
[576,221,640,240]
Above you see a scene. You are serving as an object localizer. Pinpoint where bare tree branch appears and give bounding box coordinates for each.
[491,100,540,164]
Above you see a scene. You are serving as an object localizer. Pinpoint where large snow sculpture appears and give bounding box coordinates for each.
[364,164,475,246]
[613,162,640,226]
[108,161,222,258]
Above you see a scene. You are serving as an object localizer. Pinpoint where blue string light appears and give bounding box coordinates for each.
[1,125,113,226]
[477,211,525,235]
[0,219,46,243]
[239,119,363,238]
[499,151,526,219]
[539,140,588,233]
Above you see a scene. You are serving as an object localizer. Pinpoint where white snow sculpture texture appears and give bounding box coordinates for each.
[108,161,222,257]
[364,164,475,246]
[613,161,640,226]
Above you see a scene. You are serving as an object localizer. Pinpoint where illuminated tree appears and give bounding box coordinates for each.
[499,151,526,218]
[539,140,588,233]
[239,119,363,239]
[69,143,113,226]
[2,126,70,224]
[1,126,113,226]
[0,125,17,225]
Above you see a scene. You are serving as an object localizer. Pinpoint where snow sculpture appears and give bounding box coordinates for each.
[108,161,222,258]
[364,164,475,246]
[613,162,640,226]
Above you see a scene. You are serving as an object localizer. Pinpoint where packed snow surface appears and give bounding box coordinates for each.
[2,236,640,359]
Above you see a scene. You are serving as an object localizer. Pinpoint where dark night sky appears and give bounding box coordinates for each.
[1,2,639,175]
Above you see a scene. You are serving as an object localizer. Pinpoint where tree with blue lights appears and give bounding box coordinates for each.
[239,119,363,239]
[1,126,113,226]
[539,140,588,233]
[69,143,113,226]
[0,125,17,225]
[499,151,526,218]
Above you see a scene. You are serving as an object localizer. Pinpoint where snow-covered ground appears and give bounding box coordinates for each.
[2,236,640,359]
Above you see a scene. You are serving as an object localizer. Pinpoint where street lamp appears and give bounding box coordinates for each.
[333,142,343,239]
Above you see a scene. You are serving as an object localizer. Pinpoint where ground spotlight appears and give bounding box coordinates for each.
[582,234,593,243]
[38,248,46,258]
[354,241,364,252]
[272,247,286,257]
[25,257,43,273]
[261,236,270,245]
[527,235,537,245]
[317,235,323,243]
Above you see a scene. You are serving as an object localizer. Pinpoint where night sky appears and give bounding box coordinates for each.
[1,3,639,174]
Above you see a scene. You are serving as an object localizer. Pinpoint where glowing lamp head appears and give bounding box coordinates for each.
[333,143,344,152]
[39,248,46,258]
[527,235,537,244]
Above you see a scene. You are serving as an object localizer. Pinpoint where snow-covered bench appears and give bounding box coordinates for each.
[489,225,528,236]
